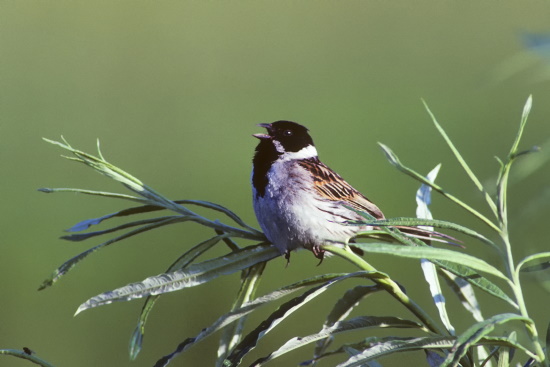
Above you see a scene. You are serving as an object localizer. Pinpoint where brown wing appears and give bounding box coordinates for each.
[299,158,385,220]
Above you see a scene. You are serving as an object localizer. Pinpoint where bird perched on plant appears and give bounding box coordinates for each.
[251,120,435,262]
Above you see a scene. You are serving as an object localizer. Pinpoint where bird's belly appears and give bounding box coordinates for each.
[254,188,366,255]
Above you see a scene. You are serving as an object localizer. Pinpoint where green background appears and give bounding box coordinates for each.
[2,2,549,366]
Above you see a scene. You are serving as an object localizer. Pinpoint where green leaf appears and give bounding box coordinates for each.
[216,262,266,367]
[38,216,187,290]
[43,138,263,241]
[480,335,536,361]
[76,243,279,315]
[349,234,515,307]
[223,272,376,367]
[129,234,228,360]
[350,207,518,308]
[309,334,535,366]
[324,286,382,327]
[315,285,382,359]
[497,331,516,367]
[433,260,516,308]
[378,143,500,233]
[351,243,509,282]
[353,217,493,247]
[422,100,498,219]
[253,316,425,365]
[509,95,532,158]
[415,164,440,221]
[177,199,263,235]
[421,260,454,335]
[154,272,360,366]
[438,268,484,322]
[38,187,145,203]
[62,216,184,241]
[43,137,147,195]
[440,313,533,366]
[496,95,533,226]
[414,164,456,337]
[516,252,550,274]
[56,198,261,235]
[336,336,457,367]
[341,212,514,308]
[520,261,550,273]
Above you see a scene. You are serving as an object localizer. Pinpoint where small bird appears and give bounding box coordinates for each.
[252,120,432,262]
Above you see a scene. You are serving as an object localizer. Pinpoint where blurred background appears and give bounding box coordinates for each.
[2,2,549,366]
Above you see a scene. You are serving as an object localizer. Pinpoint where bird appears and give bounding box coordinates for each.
[251,120,435,263]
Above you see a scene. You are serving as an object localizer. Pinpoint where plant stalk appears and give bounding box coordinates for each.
[324,244,447,336]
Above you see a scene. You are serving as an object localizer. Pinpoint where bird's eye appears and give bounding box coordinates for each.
[283,130,293,136]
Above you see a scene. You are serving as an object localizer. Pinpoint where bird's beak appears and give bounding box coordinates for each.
[253,123,272,140]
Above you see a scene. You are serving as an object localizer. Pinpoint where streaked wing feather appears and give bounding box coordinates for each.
[299,158,385,219]
[298,158,456,246]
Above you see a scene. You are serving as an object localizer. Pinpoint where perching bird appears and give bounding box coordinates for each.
[252,120,436,262]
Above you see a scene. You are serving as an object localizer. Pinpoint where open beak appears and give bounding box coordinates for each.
[253,123,272,140]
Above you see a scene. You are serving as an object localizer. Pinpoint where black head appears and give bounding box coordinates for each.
[253,120,314,153]
[252,121,316,197]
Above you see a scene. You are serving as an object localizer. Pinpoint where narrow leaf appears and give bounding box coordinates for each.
[38,187,144,204]
[433,260,516,308]
[416,164,440,221]
[496,96,534,227]
[154,272,360,367]
[43,137,147,194]
[353,217,492,248]
[309,335,534,366]
[439,268,484,322]
[509,95,532,158]
[441,313,532,366]
[62,216,185,241]
[216,262,266,367]
[61,198,262,238]
[378,143,500,233]
[254,316,424,365]
[520,261,550,273]
[422,260,454,334]
[422,100,498,218]
[129,234,227,360]
[351,210,514,307]
[351,243,509,282]
[324,285,382,328]
[478,345,496,367]
[480,335,536,361]
[177,200,263,235]
[38,216,185,290]
[76,243,279,315]
[64,204,174,232]
[417,165,454,335]
[223,272,371,367]
[314,285,381,359]
[336,336,457,367]
[496,331,516,367]
[516,252,550,274]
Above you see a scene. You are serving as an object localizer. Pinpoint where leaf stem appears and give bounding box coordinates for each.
[378,143,501,234]
[496,95,546,365]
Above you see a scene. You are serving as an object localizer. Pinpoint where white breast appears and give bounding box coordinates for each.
[252,159,366,256]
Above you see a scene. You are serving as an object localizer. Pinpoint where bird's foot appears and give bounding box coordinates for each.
[284,250,291,267]
[312,246,325,265]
